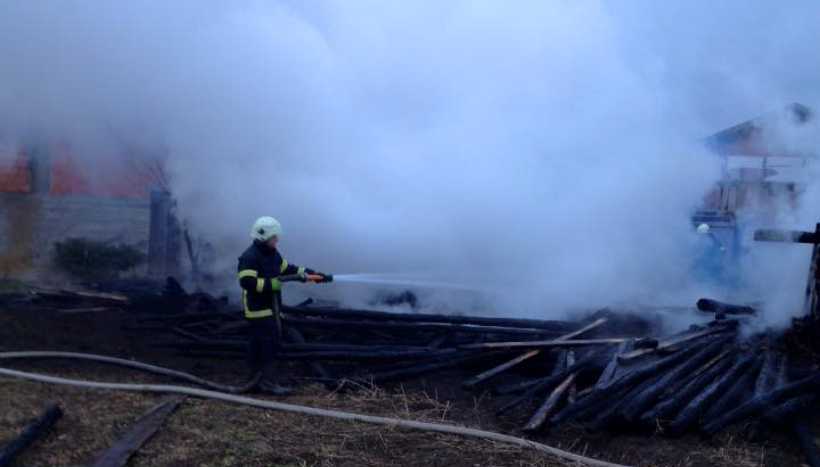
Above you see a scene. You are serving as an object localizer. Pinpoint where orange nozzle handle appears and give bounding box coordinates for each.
[306,274,325,283]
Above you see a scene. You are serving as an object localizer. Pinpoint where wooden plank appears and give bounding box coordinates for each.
[89,398,182,467]
[494,349,610,415]
[523,372,577,431]
[754,229,820,244]
[462,350,541,388]
[595,340,632,390]
[461,319,608,388]
[460,338,627,350]
[282,305,577,331]
[57,307,120,314]
[618,328,724,361]
[696,298,756,315]
[0,404,63,467]
[555,318,608,340]
[283,316,561,336]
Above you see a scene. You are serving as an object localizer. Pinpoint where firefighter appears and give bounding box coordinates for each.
[237,216,331,394]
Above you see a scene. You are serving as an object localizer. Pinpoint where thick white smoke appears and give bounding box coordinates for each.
[1,1,819,320]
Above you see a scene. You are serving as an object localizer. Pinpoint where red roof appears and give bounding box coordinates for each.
[0,143,167,198]
[0,150,30,193]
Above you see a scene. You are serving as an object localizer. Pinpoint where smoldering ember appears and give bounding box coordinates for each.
[3,3,820,467]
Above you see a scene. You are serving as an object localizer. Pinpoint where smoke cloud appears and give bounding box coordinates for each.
[1,1,819,321]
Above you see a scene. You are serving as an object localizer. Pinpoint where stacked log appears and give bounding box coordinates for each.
[56,281,819,465]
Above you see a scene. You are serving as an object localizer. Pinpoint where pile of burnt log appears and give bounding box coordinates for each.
[117,278,657,386]
[8,276,820,465]
[121,282,820,460]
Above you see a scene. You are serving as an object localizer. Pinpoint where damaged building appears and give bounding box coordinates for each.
[0,140,180,280]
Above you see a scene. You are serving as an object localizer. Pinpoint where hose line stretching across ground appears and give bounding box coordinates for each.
[0,351,259,393]
[0,365,630,467]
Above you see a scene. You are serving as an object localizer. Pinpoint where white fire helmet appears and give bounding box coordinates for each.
[251,216,282,241]
[696,223,710,235]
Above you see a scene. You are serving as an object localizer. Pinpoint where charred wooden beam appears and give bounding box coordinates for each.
[754,228,820,244]
[89,398,182,467]
[701,357,763,425]
[595,340,633,390]
[163,339,439,355]
[476,351,566,394]
[137,312,232,326]
[284,343,432,352]
[761,394,817,426]
[36,289,129,303]
[284,316,561,337]
[556,318,609,340]
[793,421,820,467]
[462,318,608,388]
[279,348,458,361]
[668,353,757,435]
[281,305,577,332]
[619,336,730,422]
[460,338,628,351]
[174,350,245,360]
[494,376,547,395]
[550,340,714,427]
[523,371,577,431]
[619,326,732,362]
[696,298,756,316]
[0,404,63,467]
[640,349,736,425]
[702,371,820,436]
[170,326,209,342]
[754,351,782,396]
[576,392,630,426]
[745,351,784,441]
[495,349,610,415]
[57,306,121,314]
[284,326,332,381]
[566,351,577,404]
[589,372,666,431]
[551,349,569,375]
[159,341,245,352]
[462,349,541,389]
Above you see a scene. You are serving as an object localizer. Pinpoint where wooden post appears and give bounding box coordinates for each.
[805,223,820,319]
[148,190,170,276]
[148,190,181,278]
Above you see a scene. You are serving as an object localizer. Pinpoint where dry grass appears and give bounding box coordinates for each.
[0,374,565,467]
[0,305,812,467]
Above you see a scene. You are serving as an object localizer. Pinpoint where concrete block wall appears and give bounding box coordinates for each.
[0,193,151,278]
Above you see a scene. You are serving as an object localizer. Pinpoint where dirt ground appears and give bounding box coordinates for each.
[0,304,813,467]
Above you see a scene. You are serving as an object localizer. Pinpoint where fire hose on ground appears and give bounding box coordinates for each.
[0,351,629,467]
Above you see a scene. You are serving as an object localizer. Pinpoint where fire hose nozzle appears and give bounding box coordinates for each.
[308,274,333,283]
[280,273,333,283]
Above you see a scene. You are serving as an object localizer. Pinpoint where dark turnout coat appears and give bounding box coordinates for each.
[237,241,312,319]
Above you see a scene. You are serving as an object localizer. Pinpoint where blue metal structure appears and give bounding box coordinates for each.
[691,210,742,289]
